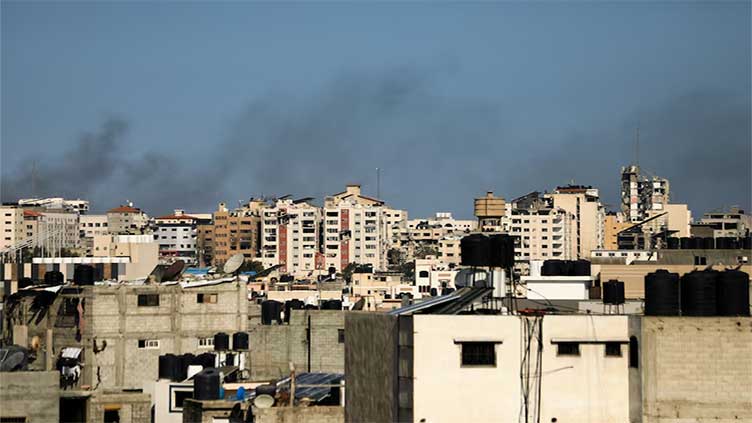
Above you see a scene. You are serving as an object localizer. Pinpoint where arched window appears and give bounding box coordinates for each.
[418,270,429,278]
[629,336,639,368]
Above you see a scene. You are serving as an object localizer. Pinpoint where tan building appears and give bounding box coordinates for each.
[549,185,605,259]
[438,236,462,266]
[196,222,214,267]
[511,208,575,260]
[1,205,27,254]
[213,201,261,267]
[694,207,752,238]
[604,213,633,250]
[107,203,149,235]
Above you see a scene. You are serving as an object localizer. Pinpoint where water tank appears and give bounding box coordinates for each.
[573,260,591,277]
[666,237,680,250]
[213,332,230,351]
[644,270,680,316]
[43,271,64,285]
[261,300,283,325]
[487,234,515,268]
[429,288,437,296]
[194,352,216,369]
[224,352,235,367]
[716,270,750,316]
[681,270,718,316]
[232,332,249,351]
[442,287,455,295]
[602,280,625,305]
[321,300,342,310]
[690,237,704,250]
[18,277,34,289]
[158,354,180,380]
[255,384,277,398]
[716,237,734,249]
[702,237,715,250]
[73,265,95,285]
[541,260,562,276]
[743,236,752,250]
[179,354,195,381]
[679,237,691,249]
[194,368,221,400]
[460,234,490,266]
[561,260,576,276]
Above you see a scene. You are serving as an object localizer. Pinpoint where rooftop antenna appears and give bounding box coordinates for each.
[635,127,640,167]
[376,167,381,199]
[31,160,37,198]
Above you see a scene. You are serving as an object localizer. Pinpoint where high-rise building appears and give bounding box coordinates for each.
[213,200,262,267]
[154,209,199,265]
[620,165,670,223]
[549,185,605,258]
[106,203,150,235]
[259,198,322,275]
[0,205,26,255]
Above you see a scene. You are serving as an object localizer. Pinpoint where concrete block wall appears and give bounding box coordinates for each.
[642,317,752,423]
[87,392,151,423]
[254,406,344,423]
[0,371,60,422]
[249,310,345,380]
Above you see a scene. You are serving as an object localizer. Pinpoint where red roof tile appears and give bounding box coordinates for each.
[108,205,142,213]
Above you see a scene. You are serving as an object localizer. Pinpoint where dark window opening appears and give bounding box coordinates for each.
[0,418,27,423]
[418,270,429,278]
[693,256,707,266]
[173,390,193,409]
[197,293,217,304]
[338,329,345,344]
[137,294,159,307]
[629,336,639,368]
[605,342,622,357]
[103,409,120,423]
[460,342,496,366]
[557,342,580,356]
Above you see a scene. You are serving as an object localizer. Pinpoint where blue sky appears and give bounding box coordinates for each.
[2,1,750,217]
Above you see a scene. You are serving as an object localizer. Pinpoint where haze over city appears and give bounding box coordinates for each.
[2,2,750,216]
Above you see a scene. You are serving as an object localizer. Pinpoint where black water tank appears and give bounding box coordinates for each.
[702,237,715,250]
[18,277,34,289]
[443,287,455,295]
[666,237,680,250]
[322,300,342,310]
[716,270,750,316]
[690,237,704,250]
[261,300,283,325]
[43,271,64,285]
[681,270,718,316]
[179,354,195,380]
[224,352,235,367]
[194,352,216,369]
[716,237,734,249]
[487,234,515,268]
[679,237,691,249]
[743,236,752,250]
[232,332,249,351]
[429,288,437,296]
[645,270,680,316]
[460,234,490,266]
[603,280,625,305]
[541,260,562,276]
[159,354,180,380]
[194,368,221,400]
[73,265,95,285]
[213,332,230,351]
[573,260,591,277]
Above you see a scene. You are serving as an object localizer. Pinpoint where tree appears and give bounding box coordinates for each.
[414,244,439,259]
[239,260,264,274]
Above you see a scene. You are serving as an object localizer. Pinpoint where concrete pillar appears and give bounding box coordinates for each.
[46,329,54,370]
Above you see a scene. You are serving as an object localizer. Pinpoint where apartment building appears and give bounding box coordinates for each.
[212,200,262,267]
[80,214,109,238]
[693,207,751,238]
[260,198,322,275]
[18,197,90,214]
[511,206,574,261]
[23,208,81,254]
[549,185,605,258]
[196,221,214,267]
[0,205,26,253]
[154,210,199,265]
[322,185,398,272]
[621,165,670,223]
[437,236,462,266]
[603,213,634,250]
[107,203,150,235]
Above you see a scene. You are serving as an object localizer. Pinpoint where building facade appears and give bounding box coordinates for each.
[154,210,198,265]
[107,203,150,235]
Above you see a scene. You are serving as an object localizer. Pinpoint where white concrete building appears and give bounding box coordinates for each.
[80,214,109,238]
[18,197,90,214]
[154,210,198,265]
[322,185,404,272]
[0,205,25,253]
[107,203,150,235]
[511,208,574,261]
[260,198,322,275]
[414,256,457,296]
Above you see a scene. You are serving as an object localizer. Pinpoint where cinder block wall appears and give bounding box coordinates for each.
[642,317,752,423]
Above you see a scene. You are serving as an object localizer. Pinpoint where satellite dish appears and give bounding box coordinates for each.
[253,394,275,408]
[224,253,245,275]
[147,265,168,283]
[162,260,186,282]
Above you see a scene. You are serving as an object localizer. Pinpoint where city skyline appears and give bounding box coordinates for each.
[2,2,750,217]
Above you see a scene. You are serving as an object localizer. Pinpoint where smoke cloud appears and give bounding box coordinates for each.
[1,68,749,217]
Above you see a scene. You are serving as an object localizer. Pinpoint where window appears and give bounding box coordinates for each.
[338,329,345,343]
[460,342,496,366]
[605,342,622,357]
[694,256,707,265]
[138,339,160,349]
[137,294,160,307]
[197,293,217,304]
[629,336,639,368]
[557,342,580,356]
[104,409,120,423]
[418,270,429,278]
[198,337,214,348]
